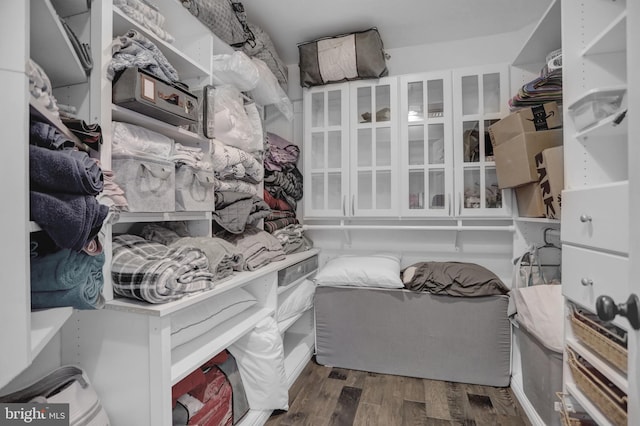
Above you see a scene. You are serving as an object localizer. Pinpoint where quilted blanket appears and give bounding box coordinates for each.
[212,191,271,234]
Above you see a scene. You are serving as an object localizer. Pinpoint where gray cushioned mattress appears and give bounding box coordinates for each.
[314,286,511,387]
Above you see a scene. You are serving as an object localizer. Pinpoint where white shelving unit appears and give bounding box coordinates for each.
[30,0,87,87]
[4,2,319,426]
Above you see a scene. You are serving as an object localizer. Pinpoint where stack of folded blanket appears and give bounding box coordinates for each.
[29,123,108,253]
[140,222,244,281]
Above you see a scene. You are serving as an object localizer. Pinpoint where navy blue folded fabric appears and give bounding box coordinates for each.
[30,121,76,150]
[30,145,104,195]
[30,191,109,252]
[31,251,105,310]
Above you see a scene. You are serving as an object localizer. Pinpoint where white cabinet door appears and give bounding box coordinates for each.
[349,77,399,217]
[399,72,454,217]
[303,84,350,217]
[453,64,512,217]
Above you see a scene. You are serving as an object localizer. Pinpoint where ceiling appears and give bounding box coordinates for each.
[240,0,553,65]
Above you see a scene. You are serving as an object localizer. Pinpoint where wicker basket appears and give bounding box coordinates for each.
[566,348,627,425]
[556,392,597,426]
[570,306,627,372]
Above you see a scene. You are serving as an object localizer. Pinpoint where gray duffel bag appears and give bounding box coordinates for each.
[298,27,389,88]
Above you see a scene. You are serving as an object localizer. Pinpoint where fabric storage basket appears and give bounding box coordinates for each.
[516,321,563,426]
[298,27,388,88]
[112,153,175,212]
[175,164,215,212]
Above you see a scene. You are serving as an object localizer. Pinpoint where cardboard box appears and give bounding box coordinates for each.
[494,129,563,189]
[515,182,546,218]
[535,146,564,219]
[489,102,562,147]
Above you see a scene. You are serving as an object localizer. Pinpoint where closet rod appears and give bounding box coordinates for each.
[302,224,515,232]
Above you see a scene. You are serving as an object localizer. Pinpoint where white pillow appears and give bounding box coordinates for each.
[170,288,257,349]
[277,279,316,322]
[313,254,404,289]
[228,316,289,410]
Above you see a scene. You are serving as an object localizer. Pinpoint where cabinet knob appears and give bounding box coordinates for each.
[579,214,592,223]
[596,294,640,330]
[580,278,593,286]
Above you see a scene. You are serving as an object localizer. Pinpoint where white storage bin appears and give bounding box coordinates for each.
[568,87,626,132]
[112,153,175,212]
[174,164,215,212]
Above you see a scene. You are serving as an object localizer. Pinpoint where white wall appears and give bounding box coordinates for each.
[265,26,536,277]
[286,24,534,102]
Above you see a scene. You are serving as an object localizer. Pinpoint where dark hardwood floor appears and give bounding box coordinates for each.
[265,357,532,426]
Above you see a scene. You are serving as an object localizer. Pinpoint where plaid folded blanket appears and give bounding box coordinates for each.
[111,234,215,303]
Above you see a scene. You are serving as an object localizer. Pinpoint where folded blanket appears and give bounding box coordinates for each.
[30,191,109,252]
[171,236,244,279]
[31,251,105,310]
[272,224,313,254]
[30,121,76,150]
[263,190,293,211]
[217,225,285,271]
[111,234,215,303]
[108,29,179,83]
[264,166,303,201]
[212,191,271,234]
[212,139,263,183]
[214,178,259,196]
[263,217,299,234]
[62,118,103,149]
[113,0,175,43]
[30,145,104,195]
[264,132,300,172]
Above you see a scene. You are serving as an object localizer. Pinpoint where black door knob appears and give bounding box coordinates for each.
[596,294,640,330]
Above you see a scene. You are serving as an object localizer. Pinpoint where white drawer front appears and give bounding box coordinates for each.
[562,244,629,329]
[561,182,628,254]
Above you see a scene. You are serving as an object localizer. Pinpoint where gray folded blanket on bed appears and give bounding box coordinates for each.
[30,145,104,195]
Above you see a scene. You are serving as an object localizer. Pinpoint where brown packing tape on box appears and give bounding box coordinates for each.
[535,146,564,219]
[489,102,562,147]
[515,182,546,218]
[494,129,563,189]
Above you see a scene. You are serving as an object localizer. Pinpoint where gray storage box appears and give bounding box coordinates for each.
[112,153,175,212]
[516,322,563,426]
[278,255,318,287]
[112,68,198,126]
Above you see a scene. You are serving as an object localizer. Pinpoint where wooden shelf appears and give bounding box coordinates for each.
[112,8,209,81]
[512,0,561,71]
[582,12,627,57]
[50,0,89,18]
[115,211,212,224]
[565,382,615,426]
[170,306,273,385]
[30,0,87,87]
[105,250,320,317]
[30,307,73,358]
[111,104,209,148]
[29,96,84,148]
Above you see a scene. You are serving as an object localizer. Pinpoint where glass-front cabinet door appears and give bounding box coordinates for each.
[453,65,512,217]
[303,84,350,217]
[399,72,453,217]
[349,78,399,216]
